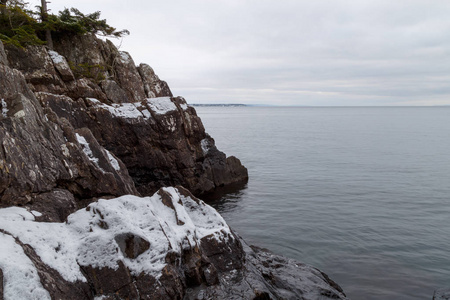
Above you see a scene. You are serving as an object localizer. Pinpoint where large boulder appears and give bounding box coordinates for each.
[0,187,347,300]
[53,33,112,80]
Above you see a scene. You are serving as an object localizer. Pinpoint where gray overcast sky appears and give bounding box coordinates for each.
[29,0,450,106]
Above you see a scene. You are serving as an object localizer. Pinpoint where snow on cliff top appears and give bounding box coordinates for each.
[0,187,231,298]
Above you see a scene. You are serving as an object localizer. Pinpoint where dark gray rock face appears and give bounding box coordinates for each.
[112,51,147,102]
[183,241,348,300]
[37,93,247,197]
[0,50,137,221]
[99,79,129,103]
[114,232,151,259]
[4,45,63,87]
[138,63,173,98]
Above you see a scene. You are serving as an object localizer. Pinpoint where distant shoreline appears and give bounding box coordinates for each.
[191,103,247,107]
[192,104,450,108]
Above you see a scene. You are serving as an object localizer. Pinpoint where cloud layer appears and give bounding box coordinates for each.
[29,0,450,105]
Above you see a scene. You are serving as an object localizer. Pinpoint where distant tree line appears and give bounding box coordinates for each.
[0,0,129,48]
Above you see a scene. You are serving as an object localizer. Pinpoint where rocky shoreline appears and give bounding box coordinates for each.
[0,34,347,299]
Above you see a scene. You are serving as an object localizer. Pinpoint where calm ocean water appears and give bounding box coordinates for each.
[195,106,450,300]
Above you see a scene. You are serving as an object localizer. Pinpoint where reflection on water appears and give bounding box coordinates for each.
[200,181,248,203]
[207,183,248,213]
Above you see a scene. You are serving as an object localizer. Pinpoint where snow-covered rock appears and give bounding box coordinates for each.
[0,187,347,300]
[0,187,229,283]
[146,97,177,115]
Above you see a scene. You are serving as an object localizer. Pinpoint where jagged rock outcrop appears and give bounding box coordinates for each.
[3,34,248,200]
[0,187,347,300]
[0,43,137,221]
[138,63,173,98]
[36,93,247,196]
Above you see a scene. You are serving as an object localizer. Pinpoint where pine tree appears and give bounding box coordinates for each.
[40,0,52,49]
[0,1,128,48]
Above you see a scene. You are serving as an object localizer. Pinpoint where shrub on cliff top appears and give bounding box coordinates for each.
[0,1,128,48]
[48,8,129,39]
[0,1,46,47]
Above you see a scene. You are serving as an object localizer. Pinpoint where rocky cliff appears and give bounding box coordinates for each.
[0,35,347,299]
[1,33,248,218]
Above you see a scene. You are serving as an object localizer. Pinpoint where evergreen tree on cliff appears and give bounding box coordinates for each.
[40,0,53,49]
[0,1,128,48]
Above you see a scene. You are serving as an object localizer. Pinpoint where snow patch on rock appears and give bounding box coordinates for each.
[119,51,132,63]
[48,50,66,65]
[147,97,177,115]
[1,98,8,117]
[31,210,42,217]
[180,103,189,110]
[105,149,120,171]
[76,133,102,171]
[86,98,150,120]
[86,97,101,104]
[106,103,143,119]
[201,138,211,155]
[165,116,177,132]
[86,97,178,119]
